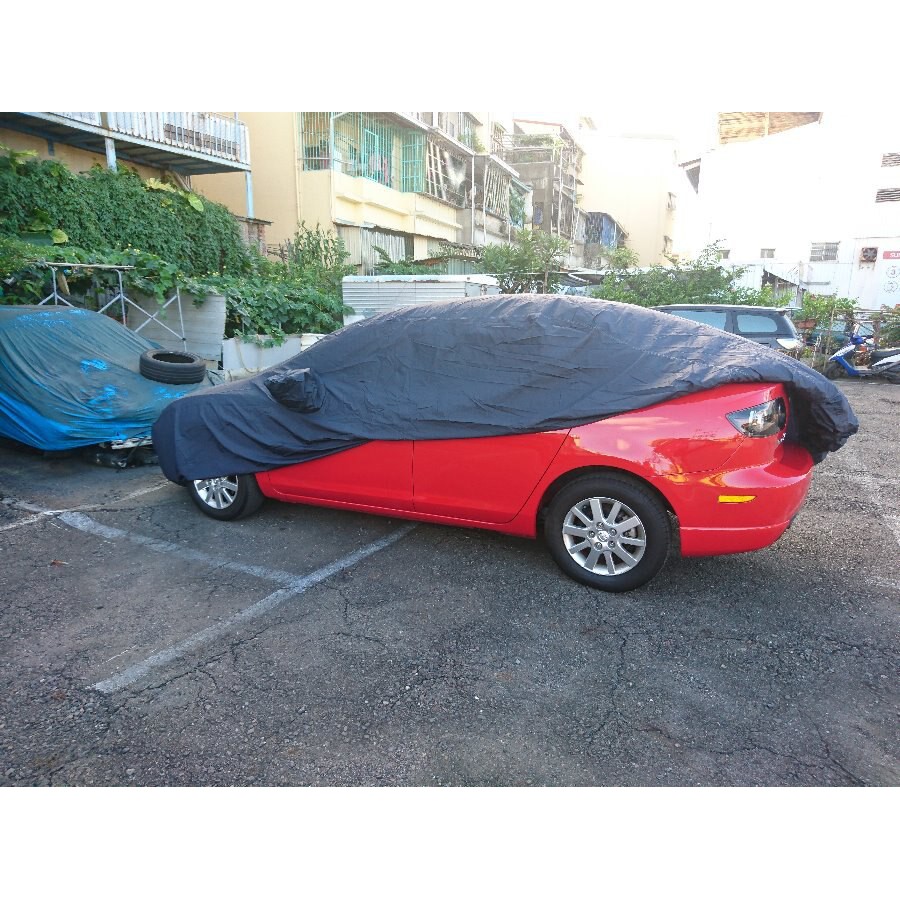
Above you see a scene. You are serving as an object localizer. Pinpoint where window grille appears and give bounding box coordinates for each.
[760,248,775,258]
[401,132,425,193]
[881,152,900,167]
[299,112,467,206]
[299,112,402,189]
[810,242,838,261]
[875,188,900,202]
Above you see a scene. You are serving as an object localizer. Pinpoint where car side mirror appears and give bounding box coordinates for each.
[265,368,325,412]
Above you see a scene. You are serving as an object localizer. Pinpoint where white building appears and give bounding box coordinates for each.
[678,111,900,308]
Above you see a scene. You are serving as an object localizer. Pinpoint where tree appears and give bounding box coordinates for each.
[590,242,783,308]
[478,228,570,293]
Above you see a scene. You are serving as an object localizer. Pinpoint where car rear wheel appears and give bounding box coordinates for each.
[187,474,265,521]
[544,475,670,592]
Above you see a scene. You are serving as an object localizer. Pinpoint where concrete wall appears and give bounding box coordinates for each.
[193,112,300,248]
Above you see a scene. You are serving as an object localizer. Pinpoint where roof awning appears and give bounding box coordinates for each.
[763,264,802,286]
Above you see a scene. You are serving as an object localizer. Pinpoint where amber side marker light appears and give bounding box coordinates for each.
[718,495,757,503]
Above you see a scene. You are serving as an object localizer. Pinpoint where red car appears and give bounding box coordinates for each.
[186,380,813,592]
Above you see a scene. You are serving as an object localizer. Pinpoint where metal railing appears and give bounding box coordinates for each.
[51,112,250,166]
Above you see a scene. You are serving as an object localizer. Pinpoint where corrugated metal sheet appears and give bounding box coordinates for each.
[342,276,500,318]
[337,227,409,274]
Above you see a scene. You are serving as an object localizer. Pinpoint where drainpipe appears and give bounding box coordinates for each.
[483,160,487,245]
[236,112,254,219]
[471,155,475,244]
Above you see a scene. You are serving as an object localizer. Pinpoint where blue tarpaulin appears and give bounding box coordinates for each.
[0,305,214,450]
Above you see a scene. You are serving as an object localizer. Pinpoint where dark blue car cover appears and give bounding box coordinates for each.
[152,294,859,483]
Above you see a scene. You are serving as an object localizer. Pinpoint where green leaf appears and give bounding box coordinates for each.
[146,177,177,193]
[186,194,204,212]
[51,229,68,244]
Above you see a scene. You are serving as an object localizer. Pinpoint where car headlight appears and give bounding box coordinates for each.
[776,338,803,350]
[727,398,787,437]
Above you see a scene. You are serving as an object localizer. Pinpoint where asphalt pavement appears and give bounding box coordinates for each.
[0,379,897,786]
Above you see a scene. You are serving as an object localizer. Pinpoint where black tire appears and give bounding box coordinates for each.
[187,474,265,521]
[880,370,900,384]
[140,349,207,385]
[544,474,671,592]
[823,361,843,380]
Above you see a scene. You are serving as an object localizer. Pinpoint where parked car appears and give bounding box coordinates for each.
[658,304,804,352]
[0,305,216,454]
[153,296,857,592]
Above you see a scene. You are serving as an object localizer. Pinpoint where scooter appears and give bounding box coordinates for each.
[824,334,900,383]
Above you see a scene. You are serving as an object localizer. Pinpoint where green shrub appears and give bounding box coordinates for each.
[0,150,353,342]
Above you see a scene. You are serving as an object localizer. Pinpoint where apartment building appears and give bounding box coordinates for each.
[194,112,530,274]
[679,111,900,307]
[576,127,681,267]
[494,119,587,267]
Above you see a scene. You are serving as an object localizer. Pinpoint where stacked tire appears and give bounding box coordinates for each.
[139,349,207,385]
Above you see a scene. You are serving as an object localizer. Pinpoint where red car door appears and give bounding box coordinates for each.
[413,431,569,524]
[259,441,414,511]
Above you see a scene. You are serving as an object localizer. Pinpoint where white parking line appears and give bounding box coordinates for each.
[90,523,417,693]
[1,482,169,531]
[59,511,306,586]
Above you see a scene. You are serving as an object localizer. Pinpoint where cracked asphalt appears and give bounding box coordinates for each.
[0,379,897,786]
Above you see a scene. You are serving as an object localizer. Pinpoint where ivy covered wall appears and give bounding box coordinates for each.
[0,154,247,276]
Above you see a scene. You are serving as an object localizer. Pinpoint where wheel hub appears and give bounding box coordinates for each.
[562,495,647,577]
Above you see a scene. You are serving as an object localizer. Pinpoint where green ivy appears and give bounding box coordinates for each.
[0,154,247,277]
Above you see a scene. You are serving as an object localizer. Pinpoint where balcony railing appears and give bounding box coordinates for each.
[110,113,247,165]
[37,112,250,168]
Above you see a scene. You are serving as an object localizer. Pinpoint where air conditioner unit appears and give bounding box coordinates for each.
[860,246,878,262]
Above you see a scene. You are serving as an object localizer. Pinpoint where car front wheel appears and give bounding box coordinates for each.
[544,474,670,592]
[187,474,265,521]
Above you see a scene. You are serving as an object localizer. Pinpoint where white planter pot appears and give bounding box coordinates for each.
[130,292,226,363]
[221,333,324,379]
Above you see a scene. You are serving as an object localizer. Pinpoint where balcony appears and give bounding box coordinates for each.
[0,112,250,174]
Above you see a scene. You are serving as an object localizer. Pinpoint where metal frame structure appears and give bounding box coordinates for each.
[36,262,187,348]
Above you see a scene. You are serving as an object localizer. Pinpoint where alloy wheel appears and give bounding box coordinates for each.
[562,495,648,577]
[192,476,239,510]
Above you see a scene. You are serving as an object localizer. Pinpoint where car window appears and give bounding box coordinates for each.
[667,309,728,329]
[736,314,779,334]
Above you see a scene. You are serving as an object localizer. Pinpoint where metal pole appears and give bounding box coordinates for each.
[175,287,187,350]
[105,137,117,171]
